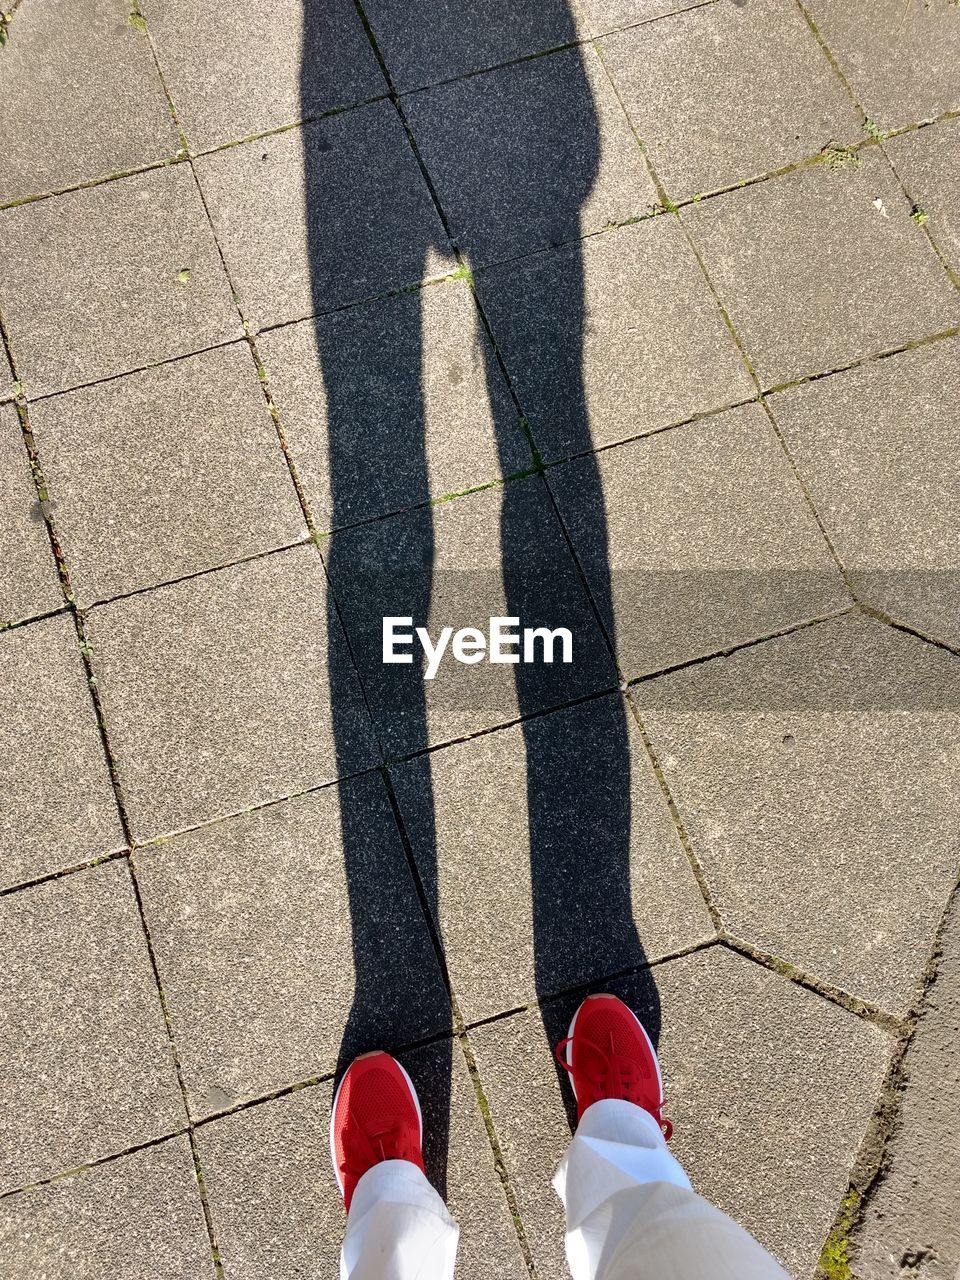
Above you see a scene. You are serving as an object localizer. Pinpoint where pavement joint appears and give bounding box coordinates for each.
[814,870,960,1276]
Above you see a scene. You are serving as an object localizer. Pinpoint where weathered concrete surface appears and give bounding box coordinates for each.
[0,1139,215,1280]
[802,0,960,130]
[599,0,861,200]
[0,0,179,204]
[142,0,382,149]
[0,862,184,1192]
[325,476,616,753]
[885,118,960,279]
[0,616,125,890]
[2,2,959,1273]
[683,151,960,387]
[364,0,577,91]
[136,777,450,1114]
[470,946,891,1280]
[29,344,306,605]
[390,695,713,1022]
[194,105,445,329]
[772,338,960,650]
[549,402,848,676]
[476,216,754,459]
[851,889,960,1280]
[405,47,656,263]
[197,1042,528,1280]
[85,545,377,840]
[635,614,960,1016]
[0,403,61,626]
[0,167,240,397]
[260,280,527,531]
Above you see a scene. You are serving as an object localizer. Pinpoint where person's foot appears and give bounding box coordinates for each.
[557,993,672,1138]
[330,1051,426,1210]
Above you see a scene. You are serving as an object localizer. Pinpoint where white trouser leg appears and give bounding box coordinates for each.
[340,1159,459,1280]
[554,1099,791,1280]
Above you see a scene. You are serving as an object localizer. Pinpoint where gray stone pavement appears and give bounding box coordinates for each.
[1,2,959,1278]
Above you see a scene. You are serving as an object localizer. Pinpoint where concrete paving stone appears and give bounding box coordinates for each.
[0,1138,215,1280]
[575,0,712,37]
[391,695,713,1023]
[885,118,960,276]
[325,476,617,756]
[30,345,307,606]
[85,544,377,841]
[0,615,124,890]
[405,47,657,264]
[469,946,892,1279]
[365,0,577,91]
[142,0,383,150]
[136,777,450,1115]
[0,403,61,626]
[260,282,529,532]
[683,152,960,387]
[0,861,185,1192]
[198,1039,526,1280]
[550,404,848,678]
[0,0,180,205]
[771,338,960,649]
[599,0,862,202]
[853,888,960,1280]
[477,217,755,460]
[195,105,445,330]
[0,167,240,398]
[633,613,960,1014]
[803,0,960,130]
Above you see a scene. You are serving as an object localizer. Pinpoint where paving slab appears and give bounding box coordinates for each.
[195,106,445,330]
[198,1039,526,1280]
[771,338,960,649]
[633,613,960,1014]
[0,1138,215,1280]
[575,0,711,37]
[0,861,184,1192]
[0,403,61,625]
[0,167,240,398]
[136,777,450,1115]
[853,887,960,1280]
[683,152,960,387]
[469,946,891,1280]
[885,118,960,276]
[476,216,754,460]
[803,0,960,130]
[391,696,712,1022]
[550,404,847,677]
[0,0,180,204]
[85,544,377,842]
[30,345,307,606]
[405,47,657,264]
[599,0,862,201]
[142,0,383,150]
[365,0,576,91]
[260,281,528,532]
[325,476,617,755]
[0,615,124,890]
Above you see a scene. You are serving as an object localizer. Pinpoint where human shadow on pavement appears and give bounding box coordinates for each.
[301,0,662,1186]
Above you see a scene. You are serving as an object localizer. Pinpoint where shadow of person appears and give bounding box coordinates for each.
[301,0,661,1191]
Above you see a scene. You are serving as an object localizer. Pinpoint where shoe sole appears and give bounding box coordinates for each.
[329,1055,424,1198]
[565,996,664,1110]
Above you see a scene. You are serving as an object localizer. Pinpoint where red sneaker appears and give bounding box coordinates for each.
[556,993,672,1138]
[329,1051,425,1211]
